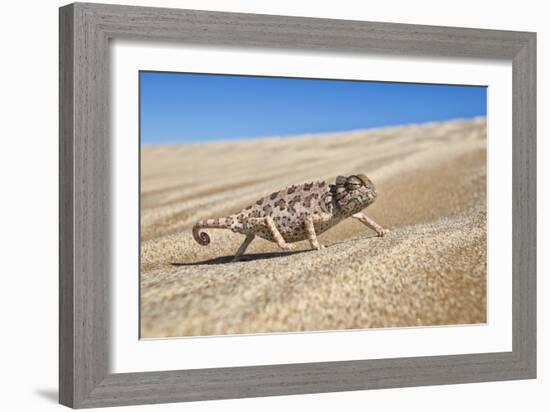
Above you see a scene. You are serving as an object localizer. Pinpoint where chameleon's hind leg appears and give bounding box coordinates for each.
[232,234,255,262]
[304,214,331,250]
[352,212,389,237]
[264,217,295,251]
[246,217,294,251]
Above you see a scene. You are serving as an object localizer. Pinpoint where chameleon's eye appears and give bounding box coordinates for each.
[345,182,361,191]
[346,176,364,187]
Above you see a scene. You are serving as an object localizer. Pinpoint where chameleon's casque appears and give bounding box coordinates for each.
[193,174,388,261]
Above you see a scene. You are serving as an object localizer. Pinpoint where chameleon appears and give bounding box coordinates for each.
[192,174,389,262]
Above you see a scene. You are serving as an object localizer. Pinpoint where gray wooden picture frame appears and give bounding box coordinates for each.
[59,2,536,409]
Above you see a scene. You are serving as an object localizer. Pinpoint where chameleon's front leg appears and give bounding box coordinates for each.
[304,213,331,250]
[352,212,389,237]
[304,217,323,250]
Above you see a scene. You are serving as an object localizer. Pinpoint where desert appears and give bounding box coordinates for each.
[140,118,487,338]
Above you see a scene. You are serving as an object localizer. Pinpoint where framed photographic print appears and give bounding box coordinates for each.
[59,2,536,408]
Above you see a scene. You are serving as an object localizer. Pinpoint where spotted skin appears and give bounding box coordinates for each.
[192,174,389,261]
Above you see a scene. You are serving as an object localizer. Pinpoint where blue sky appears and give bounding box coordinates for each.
[140,71,486,144]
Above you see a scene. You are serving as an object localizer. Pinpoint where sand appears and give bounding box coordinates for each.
[140,118,487,338]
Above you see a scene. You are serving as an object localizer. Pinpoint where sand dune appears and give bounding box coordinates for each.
[140,118,487,338]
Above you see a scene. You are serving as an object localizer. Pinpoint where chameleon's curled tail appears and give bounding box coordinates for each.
[192,217,233,246]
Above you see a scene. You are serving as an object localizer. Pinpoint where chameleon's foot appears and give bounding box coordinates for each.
[279,242,296,251]
[376,228,390,237]
[311,243,325,251]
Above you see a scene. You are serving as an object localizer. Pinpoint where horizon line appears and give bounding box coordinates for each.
[140,115,486,147]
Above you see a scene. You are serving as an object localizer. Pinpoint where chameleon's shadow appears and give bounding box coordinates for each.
[171,250,308,266]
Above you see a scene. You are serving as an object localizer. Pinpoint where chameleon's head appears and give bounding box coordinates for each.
[332,174,378,212]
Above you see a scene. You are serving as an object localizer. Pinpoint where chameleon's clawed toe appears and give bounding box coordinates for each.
[280,243,295,251]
